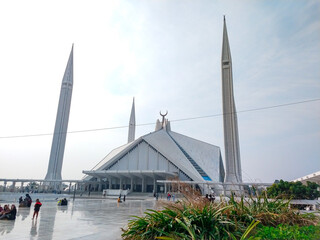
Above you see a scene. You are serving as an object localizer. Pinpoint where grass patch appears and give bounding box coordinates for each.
[253,224,320,240]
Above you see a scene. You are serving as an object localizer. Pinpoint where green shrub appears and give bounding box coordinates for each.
[226,193,318,227]
[121,185,320,239]
[121,202,245,240]
[253,224,320,240]
[267,180,320,200]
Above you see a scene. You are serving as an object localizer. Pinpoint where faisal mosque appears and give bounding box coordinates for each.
[44,17,243,194]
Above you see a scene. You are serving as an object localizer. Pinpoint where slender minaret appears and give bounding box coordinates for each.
[128,98,136,143]
[45,45,73,181]
[221,17,242,183]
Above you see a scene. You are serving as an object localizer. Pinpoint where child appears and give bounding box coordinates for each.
[32,199,42,220]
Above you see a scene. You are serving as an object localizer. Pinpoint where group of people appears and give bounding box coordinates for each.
[167,192,175,201]
[0,194,42,221]
[19,193,32,207]
[117,194,126,203]
[0,204,17,220]
[57,198,68,206]
[19,194,42,220]
[205,194,215,202]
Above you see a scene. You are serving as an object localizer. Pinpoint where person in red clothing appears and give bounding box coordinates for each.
[32,199,42,220]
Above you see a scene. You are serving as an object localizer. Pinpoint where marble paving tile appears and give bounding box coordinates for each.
[0,198,158,240]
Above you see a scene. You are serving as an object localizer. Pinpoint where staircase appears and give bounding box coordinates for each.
[168,133,211,181]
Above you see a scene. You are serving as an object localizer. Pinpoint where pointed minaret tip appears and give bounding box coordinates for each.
[128,97,136,143]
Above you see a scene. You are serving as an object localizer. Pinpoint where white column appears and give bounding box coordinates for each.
[141,177,145,192]
[153,178,156,193]
[119,178,123,190]
[109,178,112,189]
[98,179,102,192]
[12,181,16,192]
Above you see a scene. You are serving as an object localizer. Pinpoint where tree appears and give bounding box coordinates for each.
[25,182,40,192]
[266,180,320,200]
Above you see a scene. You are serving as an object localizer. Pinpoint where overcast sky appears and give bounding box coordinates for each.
[0,0,319,183]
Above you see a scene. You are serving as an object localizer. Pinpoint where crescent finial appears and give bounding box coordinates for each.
[159,110,168,117]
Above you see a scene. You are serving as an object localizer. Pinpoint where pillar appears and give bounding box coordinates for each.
[119,178,123,190]
[153,178,156,193]
[4,181,7,192]
[130,178,133,191]
[98,179,102,192]
[38,182,42,192]
[109,178,112,189]
[11,181,16,192]
[141,177,145,192]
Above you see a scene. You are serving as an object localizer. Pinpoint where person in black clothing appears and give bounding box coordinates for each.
[32,199,42,220]
[25,194,32,207]
[8,205,17,220]
[60,198,68,205]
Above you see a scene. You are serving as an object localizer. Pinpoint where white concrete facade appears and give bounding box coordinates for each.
[83,118,225,193]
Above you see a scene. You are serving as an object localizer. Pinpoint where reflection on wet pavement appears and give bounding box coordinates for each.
[0,199,158,240]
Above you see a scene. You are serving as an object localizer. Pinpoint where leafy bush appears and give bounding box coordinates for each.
[121,202,245,240]
[267,180,320,200]
[226,193,318,227]
[122,195,319,239]
[122,182,320,239]
[253,224,320,240]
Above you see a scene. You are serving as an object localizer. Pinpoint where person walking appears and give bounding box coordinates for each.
[32,199,42,220]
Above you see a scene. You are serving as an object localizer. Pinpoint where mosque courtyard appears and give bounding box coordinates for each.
[0,195,158,240]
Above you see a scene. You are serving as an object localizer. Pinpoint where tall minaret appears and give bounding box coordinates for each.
[221,17,242,183]
[45,45,73,181]
[128,98,136,143]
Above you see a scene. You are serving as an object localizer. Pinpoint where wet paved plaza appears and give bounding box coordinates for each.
[0,196,158,240]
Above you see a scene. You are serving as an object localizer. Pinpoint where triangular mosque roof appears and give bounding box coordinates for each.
[84,128,224,182]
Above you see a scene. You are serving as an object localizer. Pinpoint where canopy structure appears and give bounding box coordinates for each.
[293,171,320,185]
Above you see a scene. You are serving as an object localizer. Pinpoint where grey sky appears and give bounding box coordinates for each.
[0,0,319,183]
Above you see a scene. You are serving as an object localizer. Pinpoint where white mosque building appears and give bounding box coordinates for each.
[83,105,225,194]
[82,17,241,195]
